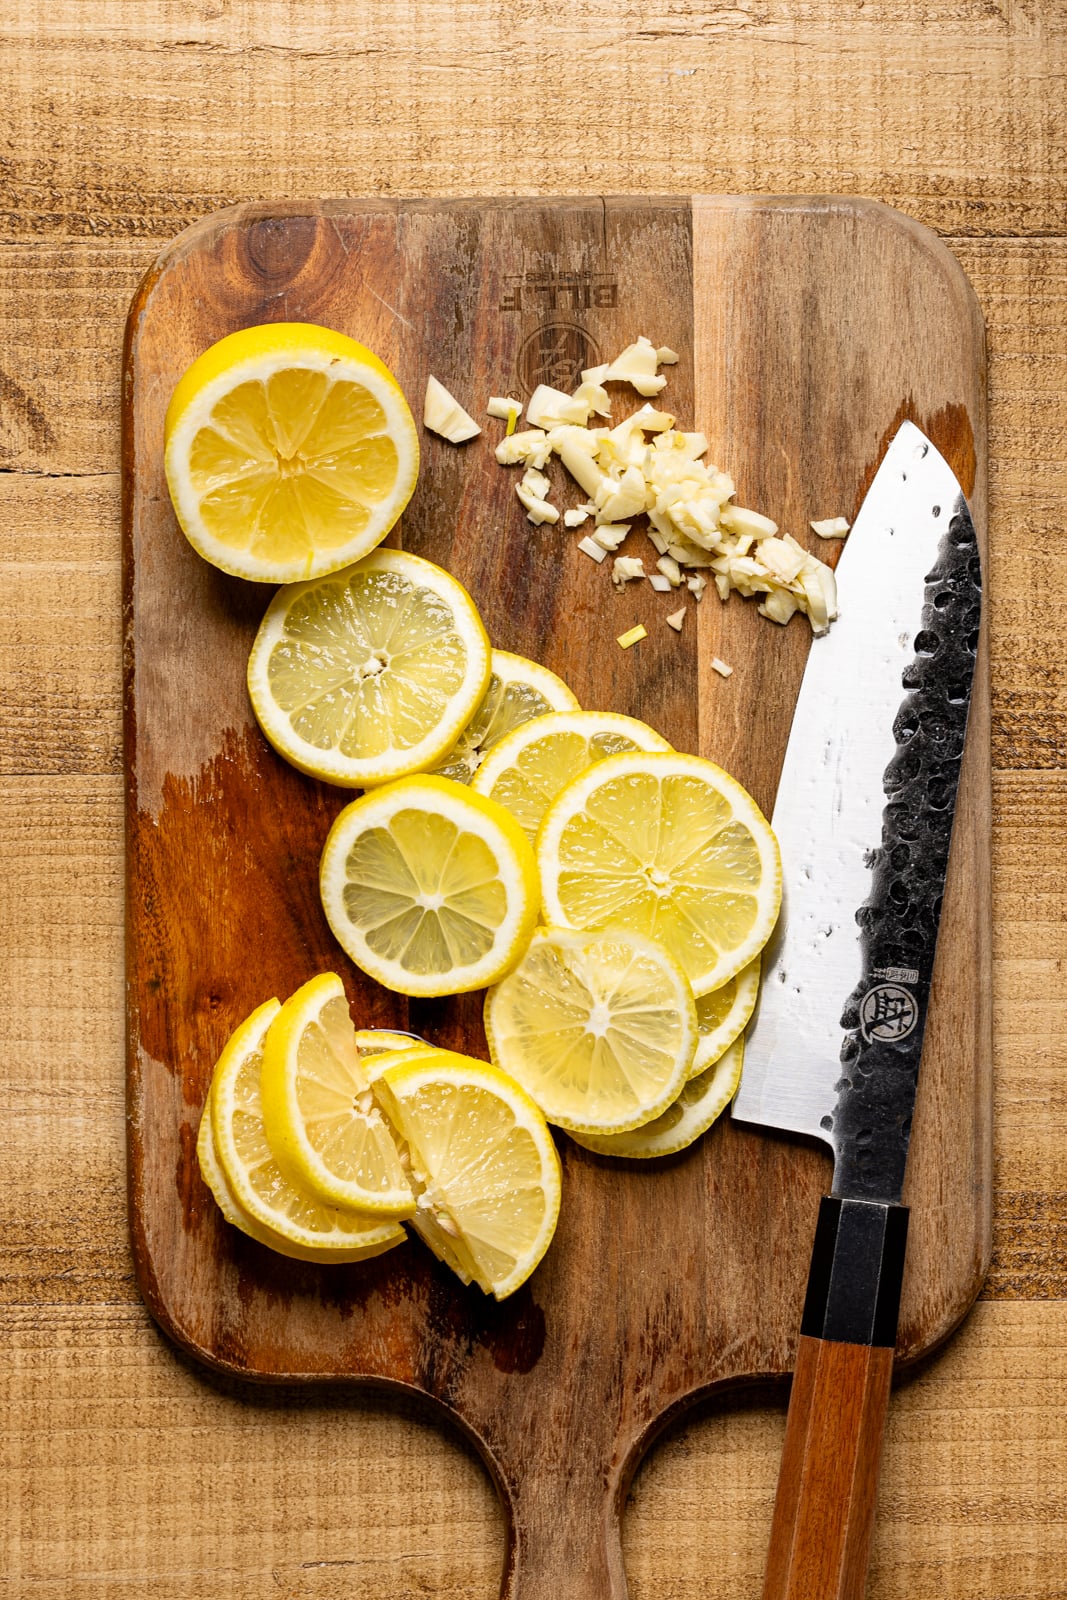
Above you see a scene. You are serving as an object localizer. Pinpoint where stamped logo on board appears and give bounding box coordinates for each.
[515,322,602,397]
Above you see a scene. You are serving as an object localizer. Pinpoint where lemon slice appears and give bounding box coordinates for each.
[319,774,540,997]
[247,548,491,787]
[692,958,760,1077]
[472,710,672,841]
[203,999,405,1260]
[164,323,419,583]
[569,1037,744,1159]
[537,751,781,997]
[431,651,579,784]
[259,973,416,1216]
[355,1028,427,1057]
[372,1049,562,1298]
[484,927,696,1133]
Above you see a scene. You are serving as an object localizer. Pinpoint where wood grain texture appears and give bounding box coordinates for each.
[762,1336,895,1600]
[122,195,988,1599]
[3,3,1066,1595]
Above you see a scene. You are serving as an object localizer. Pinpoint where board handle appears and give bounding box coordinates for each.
[499,1473,628,1600]
[762,1196,909,1600]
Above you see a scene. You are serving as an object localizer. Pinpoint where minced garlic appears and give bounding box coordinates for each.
[488,338,842,634]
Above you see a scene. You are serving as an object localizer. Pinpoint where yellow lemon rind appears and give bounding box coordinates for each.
[692,957,761,1077]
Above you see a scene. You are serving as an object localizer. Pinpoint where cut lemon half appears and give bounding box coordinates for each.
[372,1049,562,1299]
[203,999,404,1261]
[484,927,696,1133]
[692,958,760,1077]
[247,548,491,787]
[537,751,781,997]
[320,775,540,997]
[431,651,579,785]
[472,710,672,841]
[569,1036,743,1159]
[164,322,419,583]
[259,973,416,1216]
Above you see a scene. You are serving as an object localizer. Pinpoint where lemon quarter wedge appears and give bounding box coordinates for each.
[164,322,419,583]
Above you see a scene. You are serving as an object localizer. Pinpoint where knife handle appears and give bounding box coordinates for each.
[762,1196,909,1600]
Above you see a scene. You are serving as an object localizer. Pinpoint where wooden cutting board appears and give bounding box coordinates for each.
[123,195,990,1600]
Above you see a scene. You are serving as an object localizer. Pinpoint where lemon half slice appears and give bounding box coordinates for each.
[431,651,579,785]
[484,926,696,1133]
[320,775,540,997]
[259,973,416,1216]
[164,323,419,583]
[472,710,672,841]
[247,548,492,787]
[204,998,405,1260]
[372,1049,562,1299]
[537,751,781,997]
[569,1037,744,1159]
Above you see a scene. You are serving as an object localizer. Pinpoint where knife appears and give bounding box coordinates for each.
[732,420,983,1600]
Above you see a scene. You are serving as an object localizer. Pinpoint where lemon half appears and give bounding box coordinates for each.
[259,973,416,1216]
[164,323,419,583]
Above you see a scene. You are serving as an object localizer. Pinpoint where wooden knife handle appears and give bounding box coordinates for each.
[762,1196,910,1600]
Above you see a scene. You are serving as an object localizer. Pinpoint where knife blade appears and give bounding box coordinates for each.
[732,420,982,1600]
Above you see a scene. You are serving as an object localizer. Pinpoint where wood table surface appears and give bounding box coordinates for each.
[1,5,1064,1597]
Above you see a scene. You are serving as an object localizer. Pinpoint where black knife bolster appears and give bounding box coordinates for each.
[800,1196,910,1348]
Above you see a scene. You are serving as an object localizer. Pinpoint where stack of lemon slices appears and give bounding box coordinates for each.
[199,973,562,1300]
[170,323,783,1295]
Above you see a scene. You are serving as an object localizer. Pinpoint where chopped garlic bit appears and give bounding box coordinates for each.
[603,335,670,397]
[666,607,686,631]
[711,657,733,678]
[592,522,631,552]
[657,346,680,365]
[516,466,558,525]
[487,396,523,434]
[495,429,552,468]
[612,556,645,589]
[617,624,647,648]
[425,376,481,443]
[490,338,842,633]
[526,383,590,429]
